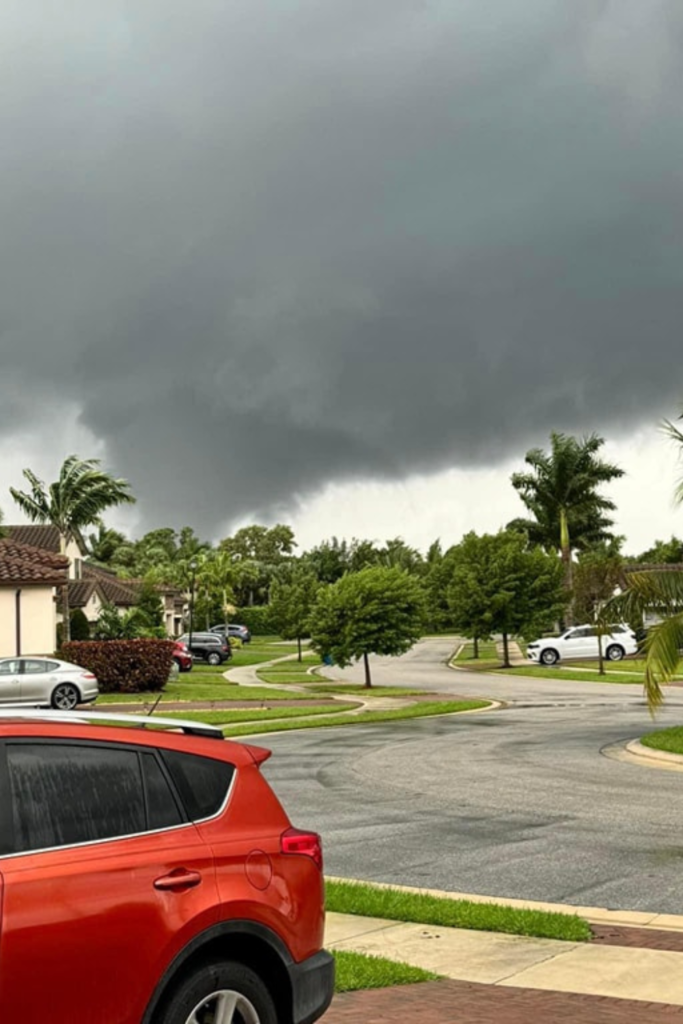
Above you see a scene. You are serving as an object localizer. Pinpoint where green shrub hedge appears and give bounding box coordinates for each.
[233,606,280,636]
[61,639,175,694]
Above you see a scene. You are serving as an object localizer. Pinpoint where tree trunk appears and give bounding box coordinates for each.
[560,508,574,625]
[597,624,605,676]
[473,636,480,659]
[502,632,511,668]
[297,635,302,662]
[363,651,372,689]
[61,583,71,645]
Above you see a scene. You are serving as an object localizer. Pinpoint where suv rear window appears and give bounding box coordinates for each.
[161,750,234,820]
[8,743,145,852]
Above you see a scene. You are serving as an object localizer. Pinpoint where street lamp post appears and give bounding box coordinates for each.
[188,559,198,653]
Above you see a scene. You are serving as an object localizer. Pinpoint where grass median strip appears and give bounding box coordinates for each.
[640,726,683,755]
[222,700,489,737]
[257,671,314,684]
[326,880,591,942]
[494,665,643,684]
[308,684,428,697]
[158,705,359,725]
[332,950,438,992]
[98,680,317,704]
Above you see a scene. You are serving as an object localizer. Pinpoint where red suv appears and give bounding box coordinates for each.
[0,711,334,1024]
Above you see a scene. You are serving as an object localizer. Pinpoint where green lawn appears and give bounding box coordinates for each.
[307,684,429,698]
[159,705,358,725]
[333,950,438,992]
[452,641,501,671]
[495,665,644,684]
[257,671,314,684]
[98,677,317,704]
[571,658,683,680]
[222,700,488,737]
[640,726,683,755]
[326,880,591,943]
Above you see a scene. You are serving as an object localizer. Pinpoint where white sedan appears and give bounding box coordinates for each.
[0,657,99,709]
[526,624,638,666]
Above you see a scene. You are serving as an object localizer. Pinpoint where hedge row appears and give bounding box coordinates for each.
[61,640,175,694]
[233,606,281,636]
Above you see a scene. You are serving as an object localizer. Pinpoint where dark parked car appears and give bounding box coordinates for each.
[177,633,232,666]
[0,709,333,1023]
[210,623,252,644]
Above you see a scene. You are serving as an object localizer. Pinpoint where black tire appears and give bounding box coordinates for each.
[206,652,221,666]
[155,960,277,1024]
[540,648,559,666]
[606,644,625,662]
[51,682,81,710]
[174,658,192,674]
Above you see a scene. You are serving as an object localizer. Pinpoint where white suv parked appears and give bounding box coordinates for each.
[527,624,638,666]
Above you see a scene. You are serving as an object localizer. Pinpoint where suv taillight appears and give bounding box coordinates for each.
[281,828,323,871]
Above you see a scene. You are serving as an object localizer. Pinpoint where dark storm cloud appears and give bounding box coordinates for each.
[1,0,683,531]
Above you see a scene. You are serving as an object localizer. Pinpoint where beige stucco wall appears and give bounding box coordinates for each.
[84,591,103,622]
[61,536,84,578]
[0,586,57,657]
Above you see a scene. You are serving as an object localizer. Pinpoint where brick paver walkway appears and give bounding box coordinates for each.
[592,925,683,952]
[323,980,683,1022]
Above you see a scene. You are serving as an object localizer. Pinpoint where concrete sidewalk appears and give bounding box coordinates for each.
[325,906,683,1007]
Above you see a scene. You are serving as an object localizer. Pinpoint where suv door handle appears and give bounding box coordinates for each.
[154,869,202,891]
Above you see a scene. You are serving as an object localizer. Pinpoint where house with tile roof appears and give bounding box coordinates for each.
[71,564,186,636]
[0,539,69,656]
[5,526,186,638]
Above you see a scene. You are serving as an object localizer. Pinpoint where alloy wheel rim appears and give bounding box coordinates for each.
[55,686,78,709]
[184,989,260,1024]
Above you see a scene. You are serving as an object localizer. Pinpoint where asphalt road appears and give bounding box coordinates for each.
[262,639,683,915]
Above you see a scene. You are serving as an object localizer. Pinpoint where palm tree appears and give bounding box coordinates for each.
[663,413,683,505]
[10,455,136,642]
[609,571,683,710]
[86,523,127,565]
[509,432,624,618]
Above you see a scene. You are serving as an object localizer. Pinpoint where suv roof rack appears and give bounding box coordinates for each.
[0,709,224,740]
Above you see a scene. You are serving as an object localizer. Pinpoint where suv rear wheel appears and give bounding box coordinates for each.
[158,961,276,1024]
[606,644,625,662]
[206,652,222,666]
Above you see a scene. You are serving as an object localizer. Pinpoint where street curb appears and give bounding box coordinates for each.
[626,738,683,768]
[326,877,683,933]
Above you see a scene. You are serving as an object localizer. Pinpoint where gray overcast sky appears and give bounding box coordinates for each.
[1,0,683,542]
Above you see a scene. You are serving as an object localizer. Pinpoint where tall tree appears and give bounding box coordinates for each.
[509,432,624,618]
[309,566,425,687]
[447,531,566,667]
[573,547,624,625]
[633,536,683,565]
[10,455,136,641]
[86,523,127,564]
[270,566,320,661]
[303,537,350,584]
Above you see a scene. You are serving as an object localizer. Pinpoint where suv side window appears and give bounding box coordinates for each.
[7,743,145,853]
[161,750,234,820]
[141,753,184,830]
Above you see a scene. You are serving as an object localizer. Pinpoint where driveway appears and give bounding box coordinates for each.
[263,639,683,914]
